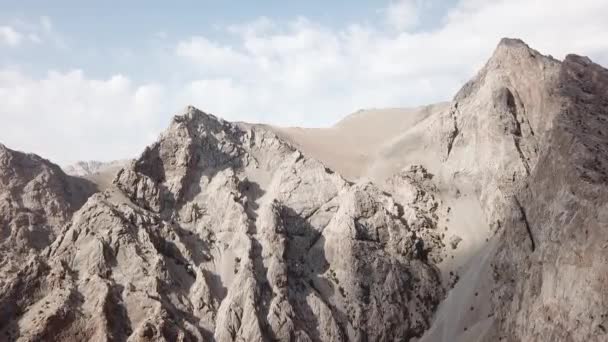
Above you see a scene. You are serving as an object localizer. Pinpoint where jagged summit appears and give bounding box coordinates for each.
[173,105,222,124]
[493,37,557,61]
[1,38,608,341]
[0,142,55,168]
[497,37,527,46]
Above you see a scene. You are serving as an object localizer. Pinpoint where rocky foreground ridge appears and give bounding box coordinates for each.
[1,38,607,341]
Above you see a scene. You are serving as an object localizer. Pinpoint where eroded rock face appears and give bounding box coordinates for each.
[0,144,95,270]
[439,38,563,223]
[419,41,608,342]
[488,54,608,342]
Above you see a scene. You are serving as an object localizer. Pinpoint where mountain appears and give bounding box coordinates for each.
[0,38,606,342]
[63,160,131,178]
[63,159,131,194]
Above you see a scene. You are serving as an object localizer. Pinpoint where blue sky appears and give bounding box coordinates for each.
[1,0,608,164]
[0,1,457,80]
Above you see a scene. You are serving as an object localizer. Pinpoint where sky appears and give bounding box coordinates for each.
[1,0,608,165]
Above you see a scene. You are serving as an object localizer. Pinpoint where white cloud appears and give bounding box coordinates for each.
[176,36,252,75]
[0,16,62,47]
[0,68,168,164]
[28,33,41,43]
[175,0,608,128]
[2,0,608,164]
[384,0,421,31]
[0,26,22,46]
[228,16,275,36]
[154,31,168,39]
[35,16,67,48]
[40,16,53,32]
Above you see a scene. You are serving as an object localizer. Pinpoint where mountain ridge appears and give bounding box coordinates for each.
[1,38,607,341]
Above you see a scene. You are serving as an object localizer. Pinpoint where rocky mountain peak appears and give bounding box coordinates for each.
[497,37,527,47]
[169,106,230,134]
[492,37,556,64]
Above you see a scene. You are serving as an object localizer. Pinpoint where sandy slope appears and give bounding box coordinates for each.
[271,102,496,341]
[63,159,131,192]
[270,103,449,182]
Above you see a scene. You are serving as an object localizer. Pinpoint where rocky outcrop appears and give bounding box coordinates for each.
[488,54,608,341]
[419,40,608,342]
[0,144,95,269]
[439,38,562,222]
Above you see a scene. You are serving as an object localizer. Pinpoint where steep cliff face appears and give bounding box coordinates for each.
[1,38,607,342]
[488,54,608,341]
[437,38,562,221]
[420,42,608,342]
[0,144,96,341]
[414,38,566,342]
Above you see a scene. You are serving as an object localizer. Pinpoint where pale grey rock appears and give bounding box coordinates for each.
[486,53,608,342]
[449,235,462,250]
[420,39,608,342]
